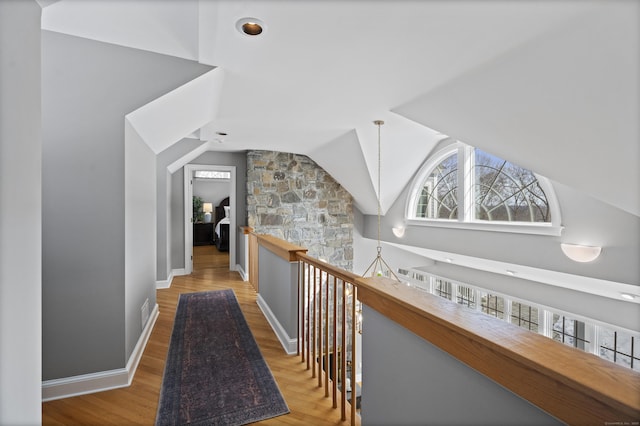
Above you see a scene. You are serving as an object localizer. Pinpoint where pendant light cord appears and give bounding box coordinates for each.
[374,120,384,252]
[377,121,382,250]
[362,120,400,281]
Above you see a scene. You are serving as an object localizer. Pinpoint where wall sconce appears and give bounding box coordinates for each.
[203,203,213,223]
[560,243,602,263]
[392,226,405,238]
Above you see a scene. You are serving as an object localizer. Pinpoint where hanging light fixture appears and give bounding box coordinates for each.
[362,120,400,281]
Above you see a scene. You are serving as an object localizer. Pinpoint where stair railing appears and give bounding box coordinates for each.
[297,253,361,426]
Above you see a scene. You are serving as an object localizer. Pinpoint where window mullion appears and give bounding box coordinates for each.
[504,298,512,326]
[542,311,554,338]
[461,145,474,222]
[587,324,599,356]
[537,308,546,337]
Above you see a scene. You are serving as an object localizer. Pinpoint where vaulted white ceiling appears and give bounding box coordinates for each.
[42,0,639,216]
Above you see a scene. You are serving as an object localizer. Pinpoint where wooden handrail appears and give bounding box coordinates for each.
[239,225,253,235]
[253,233,639,424]
[296,252,361,284]
[356,275,640,425]
[256,234,307,261]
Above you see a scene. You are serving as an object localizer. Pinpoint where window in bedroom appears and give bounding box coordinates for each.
[406,142,561,235]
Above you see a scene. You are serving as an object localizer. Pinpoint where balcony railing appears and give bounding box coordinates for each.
[297,253,361,425]
[252,233,640,425]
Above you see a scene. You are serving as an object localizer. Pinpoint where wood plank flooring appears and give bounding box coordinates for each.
[43,245,359,425]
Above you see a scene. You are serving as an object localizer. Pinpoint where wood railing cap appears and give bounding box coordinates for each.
[296,252,362,284]
[239,226,254,234]
[254,233,639,423]
[355,276,640,423]
[256,234,307,262]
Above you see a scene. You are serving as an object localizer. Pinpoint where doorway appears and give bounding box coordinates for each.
[183,164,236,274]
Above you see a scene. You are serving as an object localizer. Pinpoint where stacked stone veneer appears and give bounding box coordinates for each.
[247,150,353,271]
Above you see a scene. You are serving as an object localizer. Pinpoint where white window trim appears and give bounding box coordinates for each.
[400,268,640,371]
[405,142,563,236]
[194,170,231,181]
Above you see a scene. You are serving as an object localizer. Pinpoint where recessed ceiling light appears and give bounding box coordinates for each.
[236,17,265,36]
[621,293,636,301]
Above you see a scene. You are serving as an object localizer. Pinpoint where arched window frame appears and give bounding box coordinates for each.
[405,141,563,236]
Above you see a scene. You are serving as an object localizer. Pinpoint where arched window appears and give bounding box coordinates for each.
[416,151,458,220]
[407,142,561,235]
[473,148,550,222]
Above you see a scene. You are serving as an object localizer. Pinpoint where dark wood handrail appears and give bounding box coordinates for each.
[356,275,640,425]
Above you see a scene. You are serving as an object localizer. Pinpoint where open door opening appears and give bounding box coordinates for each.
[184,164,236,274]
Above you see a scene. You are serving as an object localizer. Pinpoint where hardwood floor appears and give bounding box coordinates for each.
[43,245,359,425]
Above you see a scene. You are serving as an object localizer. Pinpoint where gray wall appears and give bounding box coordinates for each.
[124,121,157,358]
[42,31,211,380]
[156,137,206,280]
[361,306,561,426]
[237,229,249,278]
[170,151,247,270]
[171,165,186,269]
[258,246,299,338]
[0,1,42,422]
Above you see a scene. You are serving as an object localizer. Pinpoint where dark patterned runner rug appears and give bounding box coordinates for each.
[156,289,289,425]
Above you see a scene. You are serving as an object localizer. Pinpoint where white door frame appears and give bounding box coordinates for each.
[184,164,236,274]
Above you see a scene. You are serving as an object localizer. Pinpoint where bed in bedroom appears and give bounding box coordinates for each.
[214,197,230,252]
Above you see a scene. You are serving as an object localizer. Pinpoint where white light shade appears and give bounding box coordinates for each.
[202,203,213,213]
[560,243,601,262]
[392,226,405,238]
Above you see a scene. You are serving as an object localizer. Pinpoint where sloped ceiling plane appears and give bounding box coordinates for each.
[41,0,639,218]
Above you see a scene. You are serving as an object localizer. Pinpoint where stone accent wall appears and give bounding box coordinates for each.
[247,151,353,271]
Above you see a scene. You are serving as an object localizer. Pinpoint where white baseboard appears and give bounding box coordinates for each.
[256,294,297,355]
[42,304,160,402]
[156,272,173,289]
[156,268,187,289]
[236,264,249,281]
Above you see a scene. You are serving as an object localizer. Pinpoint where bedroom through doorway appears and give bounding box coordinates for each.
[184,164,237,274]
